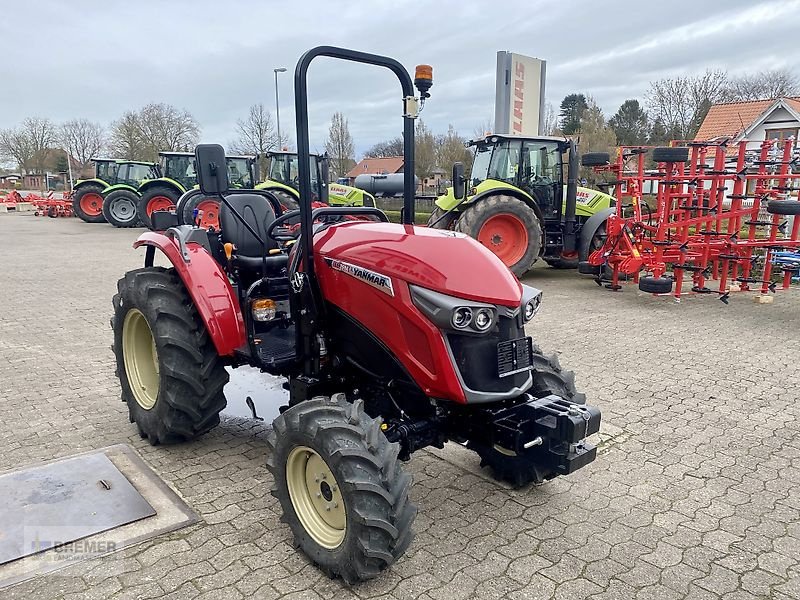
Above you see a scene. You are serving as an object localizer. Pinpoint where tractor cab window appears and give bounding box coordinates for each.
[96,162,117,182]
[488,139,522,184]
[521,140,562,216]
[269,154,320,191]
[163,155,196,188]
[124,164,154,186]
[470,144,492,185]
[227,158,253,188]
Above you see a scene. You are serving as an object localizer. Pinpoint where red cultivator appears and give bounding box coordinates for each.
[583,139,800,302]
[31,192,74,217]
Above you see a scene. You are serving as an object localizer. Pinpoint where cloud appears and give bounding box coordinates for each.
[1,0,799,157]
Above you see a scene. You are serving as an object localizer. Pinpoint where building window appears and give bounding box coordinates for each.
[765,128,798,142]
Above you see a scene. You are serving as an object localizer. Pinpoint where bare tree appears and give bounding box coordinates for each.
[108,103,200,161]
[435,124,472,175]
[0,127,35,173]
[230,103,285,174]
[109,110,146,160]
[646,70,728,140]
[577,97,616,181]
[364,136,404,158]
[0,117,57,174]
[60,118,105,170]
[541,102,558,136]
[722,69,800,101]
[324,112,355,179]
[414,120,437,179]
[472,118,494,139]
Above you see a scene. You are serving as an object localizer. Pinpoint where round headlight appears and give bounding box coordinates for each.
[523,295,541,322]
[474,308,493,331]
[452,307,472,329]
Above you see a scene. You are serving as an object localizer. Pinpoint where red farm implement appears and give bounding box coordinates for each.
[31,192,74,218]
[582,139,800,302]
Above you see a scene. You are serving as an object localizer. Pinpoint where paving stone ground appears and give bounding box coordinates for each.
[1,213,799,600]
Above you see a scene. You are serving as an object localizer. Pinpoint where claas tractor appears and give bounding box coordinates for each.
[429,134,615,277]
[72,158,157,224]
[256,150,375,209]
[137,152,256,229]
[102,161,161,228]
[110,46,601,583]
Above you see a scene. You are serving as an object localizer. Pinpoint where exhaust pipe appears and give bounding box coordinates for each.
[563,139,579,254]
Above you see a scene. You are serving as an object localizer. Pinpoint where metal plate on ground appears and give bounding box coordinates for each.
[0,452,155,564]
[0,444,198,589]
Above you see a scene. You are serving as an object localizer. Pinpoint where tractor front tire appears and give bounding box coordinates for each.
[72,185,107,223]
[468,345,585,487]
[455,195,542,277]
[427,207,458,230]
[103,189,141,228]
[138,186,180,230]
[267,395,416,583]
[112,267,228,445]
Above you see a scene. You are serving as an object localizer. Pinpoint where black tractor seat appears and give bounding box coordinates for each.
[219,192,289,272]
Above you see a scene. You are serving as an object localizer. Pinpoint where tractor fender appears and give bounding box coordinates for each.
[138,178,186,195]
[74,178,109,190]
[133,231,246,357]
[102,183,140,196]
[578,207,615,261]
[255,180,299,197]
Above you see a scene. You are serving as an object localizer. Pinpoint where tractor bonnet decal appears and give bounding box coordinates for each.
[324,258,394,296]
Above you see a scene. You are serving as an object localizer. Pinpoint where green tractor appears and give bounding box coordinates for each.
[138,152,256,229]
[256,151,375,209]
[101,161,161,228]
[71,159,118,223]
[429,134,615,277]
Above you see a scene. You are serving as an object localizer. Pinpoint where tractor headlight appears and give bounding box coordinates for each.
[452,307,473,329]
[410,285,497,335]
[521,285,543,323]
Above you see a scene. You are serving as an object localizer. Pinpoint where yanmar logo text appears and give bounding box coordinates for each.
[324,258,394,296]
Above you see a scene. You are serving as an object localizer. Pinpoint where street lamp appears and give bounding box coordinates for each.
[274,67,287,148]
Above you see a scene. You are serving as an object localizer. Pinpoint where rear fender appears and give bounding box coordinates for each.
[138,178,186,195]
[74,178,109,190]
[102,183,140,196]
[133,230,246,356]
[578,207,615,261]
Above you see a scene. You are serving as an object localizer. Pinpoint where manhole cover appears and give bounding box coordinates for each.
[0,453,155,564]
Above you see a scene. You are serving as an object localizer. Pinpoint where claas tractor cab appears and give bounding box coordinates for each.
[429,134,615,276]
[138,152,257,229]
[101,160,161,228]
[257,150,375,209]
[73,158,157,223]
[111,46,601,583]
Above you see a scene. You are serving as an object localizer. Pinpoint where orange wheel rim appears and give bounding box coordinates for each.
[195,199,220,229]
[147,196,174,216]
[477,214,529,265]
[80,192,103,216]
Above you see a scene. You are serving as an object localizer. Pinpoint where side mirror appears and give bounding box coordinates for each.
[452,162,466,201]
[195,144,229,195]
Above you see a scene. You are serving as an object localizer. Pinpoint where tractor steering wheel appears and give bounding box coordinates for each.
[267,209,302,242]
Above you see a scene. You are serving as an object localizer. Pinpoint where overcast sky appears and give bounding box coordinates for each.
[2,0,799,156]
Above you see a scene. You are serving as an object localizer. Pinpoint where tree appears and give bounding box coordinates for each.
[435,124,473,176]
[0,127,35,173]
[414,120,437,179]
[0,117,57,173]
[54,154,69,173]
[472,118,494,139]
[230,103,284,176]
[60,118,105,171]
[108,103,200,161]
[324,112,355,180]
[648,117,669,146]
[541,102,558,136]
[576,97,616,181]
[364,136,404,158]
[609,100,649,146]
[646,70,728,140]
[722,69,800,101]
[559,94,587,135]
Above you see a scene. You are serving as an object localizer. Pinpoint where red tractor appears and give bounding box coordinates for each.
[111,47,601,583]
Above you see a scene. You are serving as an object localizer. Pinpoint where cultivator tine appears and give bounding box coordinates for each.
[719,292,730,304]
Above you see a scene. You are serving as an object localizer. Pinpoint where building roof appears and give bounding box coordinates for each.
[345,157,404,179]
[694,97,800,141]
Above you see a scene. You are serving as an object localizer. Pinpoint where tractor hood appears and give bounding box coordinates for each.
[313,221,522,306]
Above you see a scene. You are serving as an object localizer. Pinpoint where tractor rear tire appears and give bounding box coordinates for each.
[638,276,673,294]
[426,206,458,230]
[468,345,586,488]
[455,195,542,277]
[180,194,221,230]
[652,147,689,163]
[766,199,800,215]
[266,395,416,583]
[268,189,299,212]
[138,186,180,230]
[581,152,610,167]
[103,189,141,228]
[112,267,228,445]
[72,185,107,223]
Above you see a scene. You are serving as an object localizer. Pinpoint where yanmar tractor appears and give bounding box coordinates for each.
[256,150,375,209]
[429,135,615,276]
[111,47,600,583]
[137,152,256,229]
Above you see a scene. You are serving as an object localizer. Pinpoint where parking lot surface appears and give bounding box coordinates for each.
[1,214,799,600]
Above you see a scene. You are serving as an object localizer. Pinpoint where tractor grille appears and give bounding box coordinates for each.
[447,315,530,394]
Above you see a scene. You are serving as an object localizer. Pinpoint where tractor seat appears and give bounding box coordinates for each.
[219,193,288,272]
